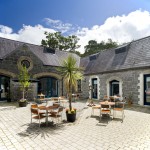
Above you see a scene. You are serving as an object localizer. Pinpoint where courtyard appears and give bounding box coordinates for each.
[0,100,150,150]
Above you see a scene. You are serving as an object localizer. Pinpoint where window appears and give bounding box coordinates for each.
[77,80,81,92]
[21,60,30,68]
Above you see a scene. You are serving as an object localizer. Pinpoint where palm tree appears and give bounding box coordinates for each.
[58,55,82,111]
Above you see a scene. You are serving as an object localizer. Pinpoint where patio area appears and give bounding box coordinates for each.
[0,100,150,150]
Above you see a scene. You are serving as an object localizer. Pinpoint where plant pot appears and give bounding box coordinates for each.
[19,101,27,107]
[7,98,11,102]
[66,112,76,122]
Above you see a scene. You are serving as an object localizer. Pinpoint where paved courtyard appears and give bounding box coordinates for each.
[0,101,150,150]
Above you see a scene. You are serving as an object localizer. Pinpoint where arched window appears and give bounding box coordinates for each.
[110,80,119,96]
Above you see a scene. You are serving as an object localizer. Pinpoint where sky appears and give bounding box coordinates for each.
[1,0,150,53]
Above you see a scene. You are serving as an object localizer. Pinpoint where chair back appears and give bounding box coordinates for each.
[31,104,38,109]
[101,104,110,109]
[109,96,115,102]
[103,95,108,100]
[58,107,64,113]
[115,101,124,109]
[53,103,60,107]
[31,108,39,115]
[59,96,66,100]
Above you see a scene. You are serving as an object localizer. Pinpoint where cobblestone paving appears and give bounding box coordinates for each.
[0,101,150,150]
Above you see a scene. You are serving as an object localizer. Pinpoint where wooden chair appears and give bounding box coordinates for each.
[31,106,46,127]
[51,97,59,103]
[113,101,125,122]
[99,104,111,121]
[49,106,64,125]
[103,95,109,101]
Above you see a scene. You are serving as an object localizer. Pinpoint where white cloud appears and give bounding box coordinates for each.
[44,18,73,33]
[0,24,55,45]
[76,10,150,53]
[1,10,150,54]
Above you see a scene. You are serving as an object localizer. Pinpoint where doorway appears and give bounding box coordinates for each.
[0,75,10,101]
[110,80,119,96]
[38,77,58,97]
[92,78,98,99]
[144,74,150,105]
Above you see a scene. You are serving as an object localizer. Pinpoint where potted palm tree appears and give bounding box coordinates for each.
[18,66,31,107]
[58,55,82,122]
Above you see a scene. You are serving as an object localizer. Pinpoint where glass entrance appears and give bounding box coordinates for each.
[38,77,58,97]
[0,76,10,101]
[110,80,119,96]
[144,74,150,105]
[92,78,97,99]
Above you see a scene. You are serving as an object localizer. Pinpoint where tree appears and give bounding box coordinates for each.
[18,66,30,101]
[41,32,80,52]
[82,39,118,57]
[57,55,82,112]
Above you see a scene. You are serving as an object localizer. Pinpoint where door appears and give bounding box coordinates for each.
[92,78,97,99]
[110,80,119,96]
[0,76,10,101]
[38,77,58,97]
[144,74,150,105]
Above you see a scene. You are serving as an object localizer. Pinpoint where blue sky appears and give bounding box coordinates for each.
[1,0,150,53]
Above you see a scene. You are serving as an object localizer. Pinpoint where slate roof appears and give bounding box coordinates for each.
[0,37,80,67]
[80,36,150,75]
[1,36,150,75]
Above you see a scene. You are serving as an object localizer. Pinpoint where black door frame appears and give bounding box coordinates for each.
[110,80,119,96]
[92,78,98,99]
[144,74,150,105]
[0,75,10,101]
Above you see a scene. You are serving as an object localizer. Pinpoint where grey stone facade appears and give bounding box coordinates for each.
[82,68,150,105]
[0,44,65,101]
[1,37,150,106]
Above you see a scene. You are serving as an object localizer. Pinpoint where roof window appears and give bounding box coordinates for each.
[115,46,126,54]
[89,54,97,61]
[44,47,55,54]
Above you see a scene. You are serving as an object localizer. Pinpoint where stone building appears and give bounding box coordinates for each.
[0,37,80,101]
[1,36,150,106]
[81,36,150,106]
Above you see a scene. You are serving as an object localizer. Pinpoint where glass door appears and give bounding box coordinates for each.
[110,80,119,96]
[144,74,150,105]
[38,77,58,98]
[92,78,97,99]
[0,76,10,101]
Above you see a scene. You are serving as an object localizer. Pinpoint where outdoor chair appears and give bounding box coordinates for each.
[91,105,101,116]
[31,106,46,127]
[103,95,109,101]
[99,104,111,121]
[109,96,115,102]
[51,97,60,103]
[59,96,68,108]
[113,101,125,122]
[49,106,64,125]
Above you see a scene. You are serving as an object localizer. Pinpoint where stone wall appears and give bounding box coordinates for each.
[81,69,148,105]
[0,45,63,101]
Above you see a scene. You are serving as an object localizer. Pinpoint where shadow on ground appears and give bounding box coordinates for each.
[17,121,69,139]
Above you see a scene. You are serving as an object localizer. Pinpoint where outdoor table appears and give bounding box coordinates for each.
[38,105,57,126]
[100,101,115,106]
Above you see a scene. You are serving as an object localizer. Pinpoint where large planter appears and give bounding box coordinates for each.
[19,101,27,107]
[7,98,11,102]
[66,112,76,122]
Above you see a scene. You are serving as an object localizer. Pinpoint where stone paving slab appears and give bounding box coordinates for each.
[0,101,150,150]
